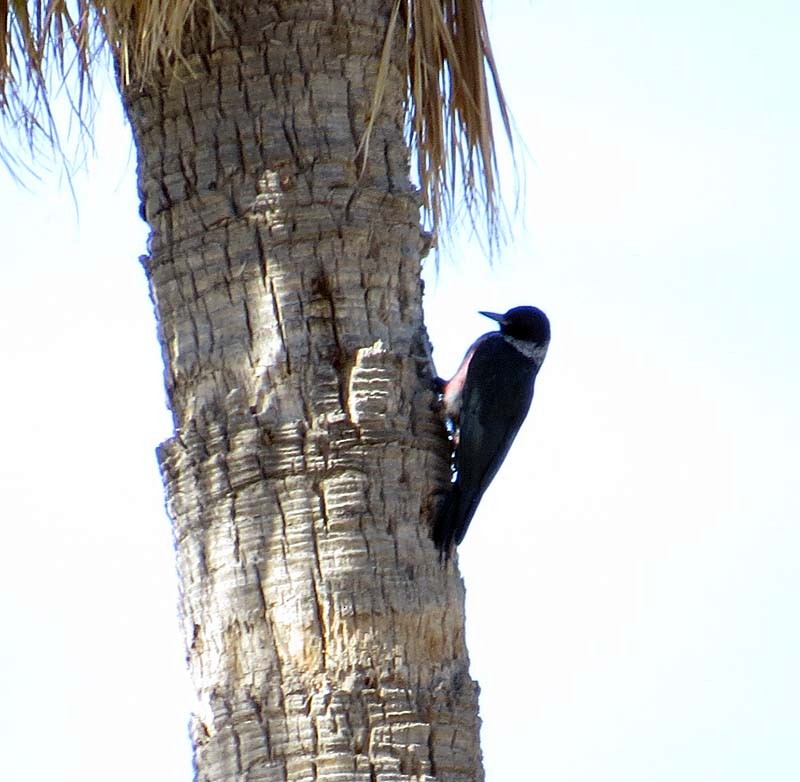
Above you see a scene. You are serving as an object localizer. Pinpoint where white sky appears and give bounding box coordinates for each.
[2,2,799,780]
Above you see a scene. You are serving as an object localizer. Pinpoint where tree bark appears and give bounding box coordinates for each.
[122,1,483,779]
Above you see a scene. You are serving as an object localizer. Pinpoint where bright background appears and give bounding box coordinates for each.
[2,2,798,780]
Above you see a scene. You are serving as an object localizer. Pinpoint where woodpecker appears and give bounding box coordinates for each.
[432,306,550,552]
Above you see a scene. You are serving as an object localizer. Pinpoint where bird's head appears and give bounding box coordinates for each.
[479,306,551,344]
[479,306,550,366]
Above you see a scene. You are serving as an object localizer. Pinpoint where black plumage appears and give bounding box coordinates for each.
[433,307,550,552]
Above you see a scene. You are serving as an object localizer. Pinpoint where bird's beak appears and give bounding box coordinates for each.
[479,310,506,325]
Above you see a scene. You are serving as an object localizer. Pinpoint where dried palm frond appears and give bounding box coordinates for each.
[3,0,514,250]
[98,0,225,89]
[0,0,221,172]
[363,0,516,251]
[1,1,95,166]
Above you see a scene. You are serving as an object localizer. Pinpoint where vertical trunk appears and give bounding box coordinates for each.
[122,1,483,780]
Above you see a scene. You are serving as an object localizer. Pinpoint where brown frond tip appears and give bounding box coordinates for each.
[99,0,226,88]
[0,1,223,170]
[362,0,516,253]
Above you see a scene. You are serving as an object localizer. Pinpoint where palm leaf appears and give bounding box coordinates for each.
[2,0,515,249]
[365,0,515,249]
[0,0,218,168]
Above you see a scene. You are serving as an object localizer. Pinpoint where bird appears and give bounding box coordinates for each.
[432,306,550,553]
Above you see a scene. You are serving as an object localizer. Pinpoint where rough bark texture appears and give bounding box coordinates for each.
[122,1,483,780]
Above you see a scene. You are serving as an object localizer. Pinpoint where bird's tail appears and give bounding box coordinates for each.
[432,484,478,555]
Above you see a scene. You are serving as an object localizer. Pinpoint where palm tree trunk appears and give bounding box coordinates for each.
[121,1,483,779]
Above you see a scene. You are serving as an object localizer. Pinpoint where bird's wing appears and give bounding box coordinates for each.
[441,333,491,426]
[450,339,537,542]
